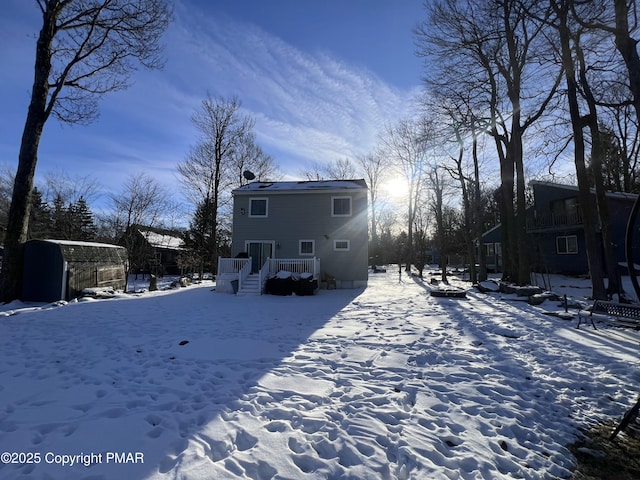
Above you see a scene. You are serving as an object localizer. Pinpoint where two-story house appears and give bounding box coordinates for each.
[481,181,638,275]
[218,179,369,294]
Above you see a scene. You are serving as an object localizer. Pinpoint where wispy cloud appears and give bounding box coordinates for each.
[168,2,421,173]
[0,0,421,206]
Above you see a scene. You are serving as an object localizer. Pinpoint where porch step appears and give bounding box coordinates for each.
[238,275,261,295]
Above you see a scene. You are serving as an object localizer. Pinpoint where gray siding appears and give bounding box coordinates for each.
[232,188,368,285]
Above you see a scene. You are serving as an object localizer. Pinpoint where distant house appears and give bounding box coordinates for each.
[22,239,128,302]
[218,179,369,294]
[123,225,185,275]
[481,181,638,275]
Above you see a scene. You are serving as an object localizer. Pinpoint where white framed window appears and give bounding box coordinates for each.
[334,239,350,251]
[556,235,578,254]
[299,240,315,256]
[332,196,352,217]
[249,198,268,217]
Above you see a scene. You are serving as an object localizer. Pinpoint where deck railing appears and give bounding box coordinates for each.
[237,258,252,291]
[217,257,250,276]
[267,257,320,278]
[217,256,321,294]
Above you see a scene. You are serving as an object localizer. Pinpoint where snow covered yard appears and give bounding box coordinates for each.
[0,270,638,479]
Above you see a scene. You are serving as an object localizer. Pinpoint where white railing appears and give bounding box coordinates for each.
[217,257,250,275]
[258,260,271,294]
[238,258,252,291]
[216,257,321,294]
[267,257,320,278]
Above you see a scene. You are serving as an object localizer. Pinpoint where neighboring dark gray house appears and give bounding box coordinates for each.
[219,179,369,293]
[22,239,128,302]
[481,181,638,275]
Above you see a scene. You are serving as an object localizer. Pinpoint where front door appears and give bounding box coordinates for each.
[247,241,273,273]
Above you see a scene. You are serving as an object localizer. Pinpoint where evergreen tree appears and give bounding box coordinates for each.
[71,196,97,240]
[51,194,71,239]
[27,187,52,239]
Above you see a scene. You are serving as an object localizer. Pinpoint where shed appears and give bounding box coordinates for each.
[22,239,128,302]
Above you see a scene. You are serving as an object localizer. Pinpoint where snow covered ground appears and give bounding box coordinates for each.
[0,269,638,479]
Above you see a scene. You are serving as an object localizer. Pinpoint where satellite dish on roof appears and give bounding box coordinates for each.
[243,170,256,181]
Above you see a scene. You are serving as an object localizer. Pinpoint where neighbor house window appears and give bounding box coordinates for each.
[556,235,578,254]
[334,240,350,251]
[299,240,315,256]
[332,196,352,216]
[249,198,268,217]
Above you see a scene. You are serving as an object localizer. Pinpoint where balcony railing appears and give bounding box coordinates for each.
[526,210,583,231]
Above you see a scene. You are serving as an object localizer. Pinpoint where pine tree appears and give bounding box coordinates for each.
[51,194,71,239]
[27,187,52,239]
[72,196,97,241]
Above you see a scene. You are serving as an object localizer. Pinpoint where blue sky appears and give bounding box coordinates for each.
[0,0,424,210]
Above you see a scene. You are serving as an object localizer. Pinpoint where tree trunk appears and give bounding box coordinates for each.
[613,0,640,301]
[513,126,530,286]
[555,0,606,299]
[578,45,621,298]
[1,8,55,302]
[473,133,487,282]
[498,157,517,282]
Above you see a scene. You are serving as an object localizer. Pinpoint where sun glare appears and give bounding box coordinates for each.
[383,176,408,199]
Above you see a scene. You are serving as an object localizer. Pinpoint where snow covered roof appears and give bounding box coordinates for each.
[38,239,125,249]
[137,228,185,250]
[233,179,368,195]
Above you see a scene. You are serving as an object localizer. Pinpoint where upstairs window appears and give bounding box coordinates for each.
[334,240,350,251]
[249,198,268,217]
[332,196,352,217]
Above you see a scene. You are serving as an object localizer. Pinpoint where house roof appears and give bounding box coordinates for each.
[530,180,638,201]
[136,227,185,250]
[26,239,128,264]
[37,239,125,249]
[232,179,368,195]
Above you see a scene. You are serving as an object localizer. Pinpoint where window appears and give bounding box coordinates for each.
[551,197,580,225]
[299,240,315,256]
[332,196,352,216]
[334,240,350,251]
[249,198,268,217]
[556,235,578,254]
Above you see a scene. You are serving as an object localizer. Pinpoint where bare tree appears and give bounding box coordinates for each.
[380,118,432,272]
[0,165,16,242]
[427,165,455,282]
[228,134,279,187]
[107,172,171,280]
[357,151,388,266]
[1,0,171,301]
[417,0,563,285]
[300,158,358,181]
[177,94,256,273]
[109,172,169,234]
[41,169,101,206]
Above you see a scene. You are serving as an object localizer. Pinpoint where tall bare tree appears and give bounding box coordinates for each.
[177,94,258,273]
[357,151,388,266]
[417,0,562,285]
[41,169,101,207]
[380,118,432,272]
[549,0,607,299]
[300,158,358,181]
[228,134,279,187]
[569,0,640,298]
[1,0,171,302]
